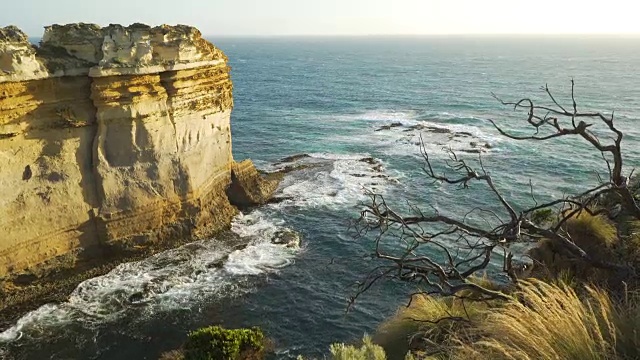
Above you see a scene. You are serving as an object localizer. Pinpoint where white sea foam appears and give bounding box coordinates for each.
[326,109,505,157]
[225,243,296,276]
[329,109,486,127]
[0,211,299,343]
[332,110,419,123]
[0,150,394,343]
[268,152,398,209]
[226,211,298,275]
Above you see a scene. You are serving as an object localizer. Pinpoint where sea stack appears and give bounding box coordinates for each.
[0,24,278,290]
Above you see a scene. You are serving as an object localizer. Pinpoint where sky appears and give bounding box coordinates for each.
[1,0,639,37]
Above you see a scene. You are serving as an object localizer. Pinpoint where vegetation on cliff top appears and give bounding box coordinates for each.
[159,82,639,360]
[348,82,640,359]
[160,326,266,360]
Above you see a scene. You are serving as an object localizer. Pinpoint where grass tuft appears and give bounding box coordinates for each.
[565,212,618,256]
[451,279,640,360]
[374,276,503,359]
[528,212,619,281]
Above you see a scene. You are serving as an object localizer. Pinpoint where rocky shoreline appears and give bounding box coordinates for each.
[0,165,283,332]
[0,23,284,331]
[374,121,494,153]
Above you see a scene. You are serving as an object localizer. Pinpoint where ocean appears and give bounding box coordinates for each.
[2,36,640,359]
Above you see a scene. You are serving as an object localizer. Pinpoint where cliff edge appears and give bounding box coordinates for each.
[0,23,278,309]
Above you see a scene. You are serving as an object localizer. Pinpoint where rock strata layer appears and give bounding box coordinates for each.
[0,24,277,296]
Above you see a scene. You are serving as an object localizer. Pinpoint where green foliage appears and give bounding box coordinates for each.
[629,175,640,201]
[184,326,265,360]
[531,208,554,225]
[329,336,387,360]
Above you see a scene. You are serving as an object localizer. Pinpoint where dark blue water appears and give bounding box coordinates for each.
[2,36,640,359]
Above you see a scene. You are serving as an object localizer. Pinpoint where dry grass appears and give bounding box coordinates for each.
[450,279,640,360]
[618,219,640,264]
[528,212,619,282]
[374,277,504,360]
[565,212,618,257]
[158,349,185,360]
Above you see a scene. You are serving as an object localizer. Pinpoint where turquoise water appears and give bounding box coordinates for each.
[2,36,640,359]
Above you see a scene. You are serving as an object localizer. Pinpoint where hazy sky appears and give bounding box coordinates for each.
[1,0,638,37]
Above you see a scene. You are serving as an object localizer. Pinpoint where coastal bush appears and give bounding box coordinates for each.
[449,279,640,360]
[297,337,419,360]
[329,335,387,360]
[530,208,555,225]
[352,84,640,360]
[183,326,265,360]
[616,218,640,264]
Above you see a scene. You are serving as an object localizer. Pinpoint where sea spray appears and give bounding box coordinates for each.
[0,152,396,347]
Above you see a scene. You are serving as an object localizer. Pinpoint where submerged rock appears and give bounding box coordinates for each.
[357,157,384,172]
[270,229,301,249]
[470,141,493,149]
[425,126,452,134]
[277,153,311,163]
[403,124,424,132]
[274,163,320,175]
[459,149,484,154]
[375,122,403,131]
[452,131,473,138]
[359,157,378,165]
[205,242,251,269]
[402,124,456,135]
[265,196,295,205]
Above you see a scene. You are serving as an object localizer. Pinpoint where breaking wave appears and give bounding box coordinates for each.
[0,151,396,345]
[323,109,506,157]
[0,212,297,343]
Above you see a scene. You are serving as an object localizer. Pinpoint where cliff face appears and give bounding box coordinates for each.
[0,23,276,285]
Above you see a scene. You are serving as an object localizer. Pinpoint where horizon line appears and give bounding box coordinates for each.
[202,32,640,39]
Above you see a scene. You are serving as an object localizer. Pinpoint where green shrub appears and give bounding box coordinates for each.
[329,335,387,360]
[184,326,265,360]
[531,208,555,225]
[618,218,640,264]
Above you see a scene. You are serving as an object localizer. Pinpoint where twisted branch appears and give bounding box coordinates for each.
[351,81,637,307]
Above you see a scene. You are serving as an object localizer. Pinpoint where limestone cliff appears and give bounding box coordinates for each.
[0,24,276,291]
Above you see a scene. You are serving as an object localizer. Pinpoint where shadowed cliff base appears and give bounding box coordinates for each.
[0,163,281,331]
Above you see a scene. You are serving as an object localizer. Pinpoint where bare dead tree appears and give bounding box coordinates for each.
[351,81,638,308]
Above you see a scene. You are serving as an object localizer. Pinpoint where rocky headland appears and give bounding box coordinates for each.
[0,23,278,326]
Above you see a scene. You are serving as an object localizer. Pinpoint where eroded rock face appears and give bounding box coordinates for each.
[0,26,49,82]
[0,24,275,287]
[227,160,283,209]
